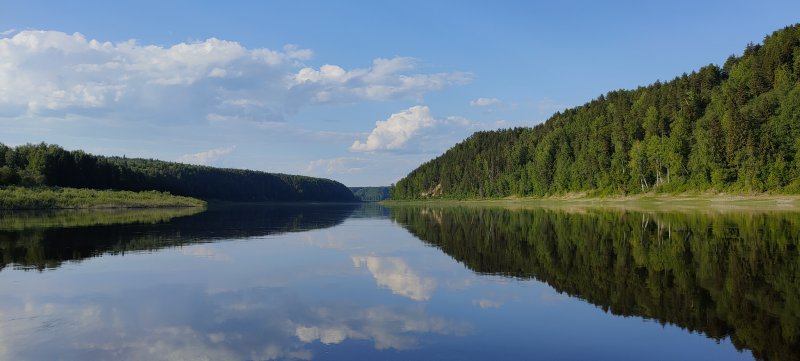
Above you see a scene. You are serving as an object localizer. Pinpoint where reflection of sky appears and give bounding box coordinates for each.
[0,216,752,360]
[352,255,436,301]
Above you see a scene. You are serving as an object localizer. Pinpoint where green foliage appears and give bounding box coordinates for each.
[349,186,391,201]
[0,186,205,209]
[390,205,800,360]
[0,143,356,202]
[394,24,800,199]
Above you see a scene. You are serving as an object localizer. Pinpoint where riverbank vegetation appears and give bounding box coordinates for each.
[0,186,206,210]
[384,192,800,211]
[0,207,204,231]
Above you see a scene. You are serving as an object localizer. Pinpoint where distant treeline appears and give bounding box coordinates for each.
[349,186,391,201]
[394,24,800,199]
[0,143,356,202]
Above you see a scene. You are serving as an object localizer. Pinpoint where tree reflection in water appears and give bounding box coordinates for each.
[390,205,800,361]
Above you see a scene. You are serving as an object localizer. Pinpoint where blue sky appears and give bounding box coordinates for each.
[1,1,798,186]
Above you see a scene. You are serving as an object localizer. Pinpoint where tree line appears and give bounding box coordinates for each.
[349,186,391,202]
[393,24,800,199]
[0,143,357,202]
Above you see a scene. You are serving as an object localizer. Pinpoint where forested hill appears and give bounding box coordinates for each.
[0,143,357,202]
[393,24,800,199]
[349,186,391,201]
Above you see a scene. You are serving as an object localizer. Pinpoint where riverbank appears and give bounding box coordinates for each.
[0,207,205,231]
[0,186,206,210]
[383,192,800,211]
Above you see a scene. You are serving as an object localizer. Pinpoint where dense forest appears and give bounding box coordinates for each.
[0,143,357,202]
[350,186,392,201]
[394,24,800,199]
[389,205,800,360]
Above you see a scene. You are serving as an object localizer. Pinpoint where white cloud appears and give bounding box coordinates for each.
[282,44,314,61]
[0,29,16,36]
[350,106,437,152]
[443,115,471,126]
[348,106,482,155]
[292,57,470,104]
[0,30,468,126]
[177,146,236,165]
[352,255,436,301]
[469,97,501,107]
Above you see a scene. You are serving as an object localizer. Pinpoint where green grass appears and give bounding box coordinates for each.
[0,186,206,210]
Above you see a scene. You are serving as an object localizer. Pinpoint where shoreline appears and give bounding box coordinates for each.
[0,186,207,210]
[382,193,800,211]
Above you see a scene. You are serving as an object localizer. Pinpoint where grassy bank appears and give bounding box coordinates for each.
[382,192,800,211]
[0,186,206,210]
[0,207,205,231]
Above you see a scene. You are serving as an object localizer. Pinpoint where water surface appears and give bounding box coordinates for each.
[1,203,796,360]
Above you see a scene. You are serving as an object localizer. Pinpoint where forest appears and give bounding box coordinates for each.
[0,143,357,202]
[350,186,392,202]
[393,24,800,199]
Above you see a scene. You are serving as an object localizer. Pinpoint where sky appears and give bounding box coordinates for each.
[1,1,799,186]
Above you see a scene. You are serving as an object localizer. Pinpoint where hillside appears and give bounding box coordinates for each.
[0,143,356,202]
[393,24,800,199]
[349,186,392,201]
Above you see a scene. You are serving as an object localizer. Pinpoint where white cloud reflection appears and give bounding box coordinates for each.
[0,283,470,360]
[352,255,436,301]
[294,305,470,350]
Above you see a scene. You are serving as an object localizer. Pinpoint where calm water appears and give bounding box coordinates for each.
[0,203,797,360]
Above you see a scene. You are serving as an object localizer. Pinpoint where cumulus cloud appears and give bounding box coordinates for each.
[177,146,236,165]
[350,106,437,152]
[352,255,436,301]
[0,30,468,125]
[346,106,490,156]
[469,97,501,107]
[292,57,470,104]
[348,106,481,154]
